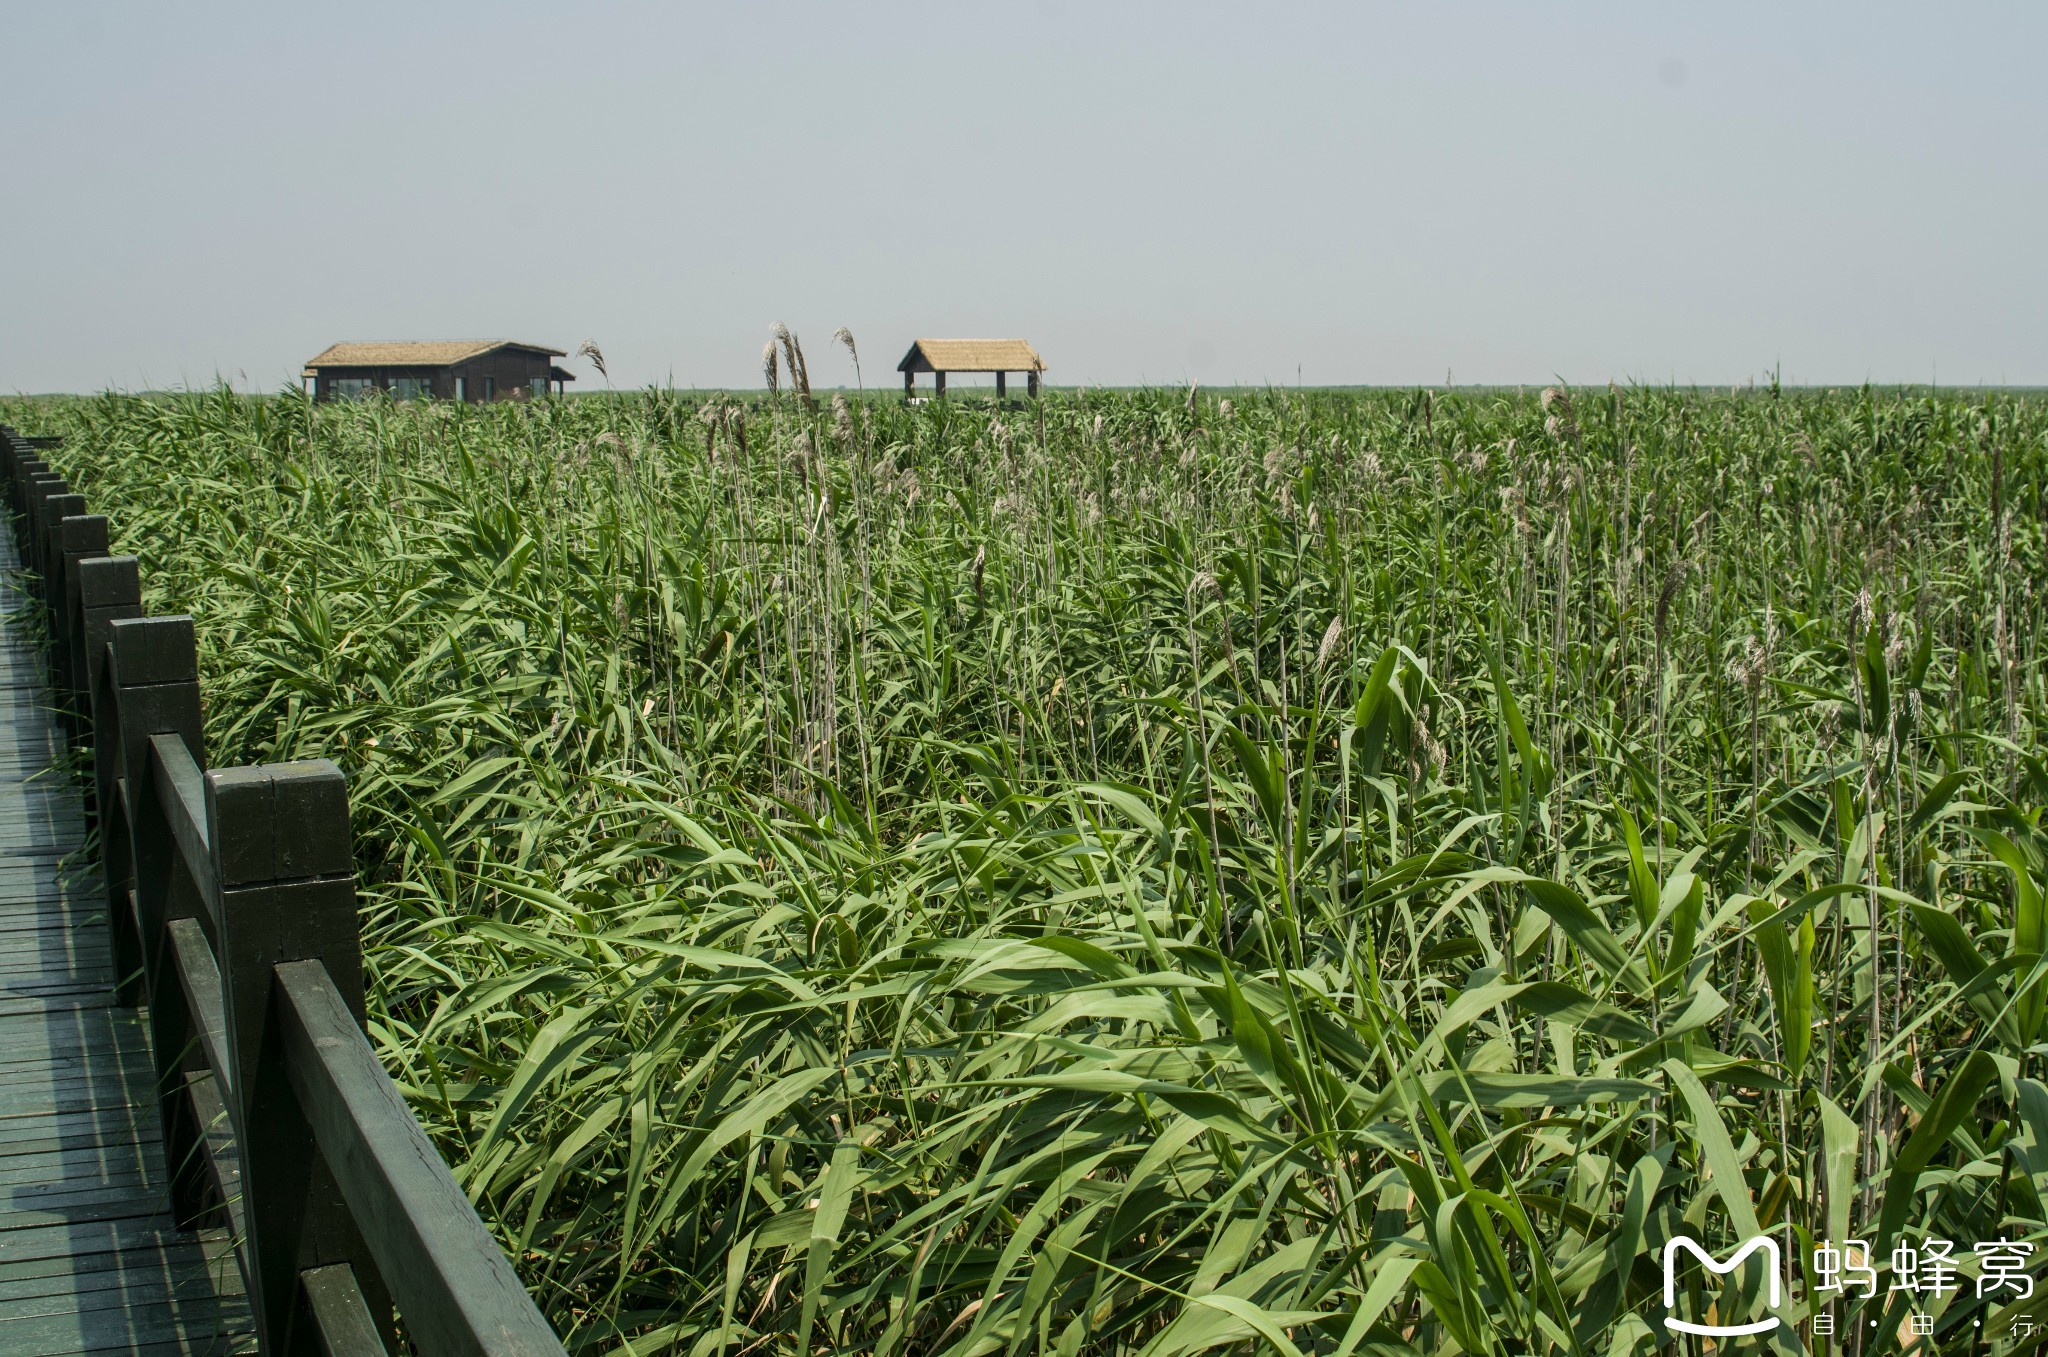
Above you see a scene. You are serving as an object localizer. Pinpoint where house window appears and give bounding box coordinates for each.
[329,377,375,400]
[531,377,547,398]
[392,376,433,400]
[482,376,496,400]
[454,377,466,402]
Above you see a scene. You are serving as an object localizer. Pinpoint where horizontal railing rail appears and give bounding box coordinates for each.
[0,426,566,1357]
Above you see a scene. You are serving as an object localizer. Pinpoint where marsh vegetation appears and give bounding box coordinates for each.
[7,376,2045,1355]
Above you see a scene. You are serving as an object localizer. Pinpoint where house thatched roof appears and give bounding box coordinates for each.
[304,340,566,369]
[898,339,1043,373]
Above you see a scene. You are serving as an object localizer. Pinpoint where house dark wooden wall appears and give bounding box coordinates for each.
[310,347,563,402]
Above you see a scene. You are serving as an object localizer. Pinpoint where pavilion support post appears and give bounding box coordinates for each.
[996,372,1007,400]
[936,371,946,399]
[1029,371,1041,398]
[904,370,914,398]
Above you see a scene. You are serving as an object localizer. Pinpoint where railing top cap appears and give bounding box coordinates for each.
[56,515,110,547]
[76,555,142,607]
[204,760,353,885]
[107,614,197,687]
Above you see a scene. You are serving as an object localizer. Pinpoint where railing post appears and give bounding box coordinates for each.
[6,462,47,539]
[49,513,110,714]
[0,429,19,506]
[71,555,141,719]
[37,492,86,635]
[210,759,393,1354]
[19,459,55,497]
[2,436,44,516]
[21,474,67,590]
[28,484,75,588]
[12,458,50,515]
[102,616,213,1227]
[76,556,143,977]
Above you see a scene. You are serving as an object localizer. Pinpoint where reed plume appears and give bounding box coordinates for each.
[832,326,862,389]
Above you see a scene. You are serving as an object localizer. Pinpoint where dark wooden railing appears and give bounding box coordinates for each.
[0,427,566,1357]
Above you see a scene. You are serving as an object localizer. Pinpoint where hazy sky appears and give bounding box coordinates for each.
[4,2,2044,393]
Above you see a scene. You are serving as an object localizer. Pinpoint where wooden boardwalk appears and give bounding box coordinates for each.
[0,523,252,1354]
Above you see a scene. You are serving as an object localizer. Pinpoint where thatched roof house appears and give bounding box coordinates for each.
[303,340,573,402]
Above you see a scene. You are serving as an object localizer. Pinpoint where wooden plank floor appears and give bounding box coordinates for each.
[0,522,254,1355]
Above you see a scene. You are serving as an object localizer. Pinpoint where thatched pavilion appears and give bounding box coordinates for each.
[897,339,1044,399]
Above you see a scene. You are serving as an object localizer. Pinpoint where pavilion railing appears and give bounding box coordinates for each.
[0,426,565,1357]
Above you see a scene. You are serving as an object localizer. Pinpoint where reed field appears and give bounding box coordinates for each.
[4,367,2045,1356]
